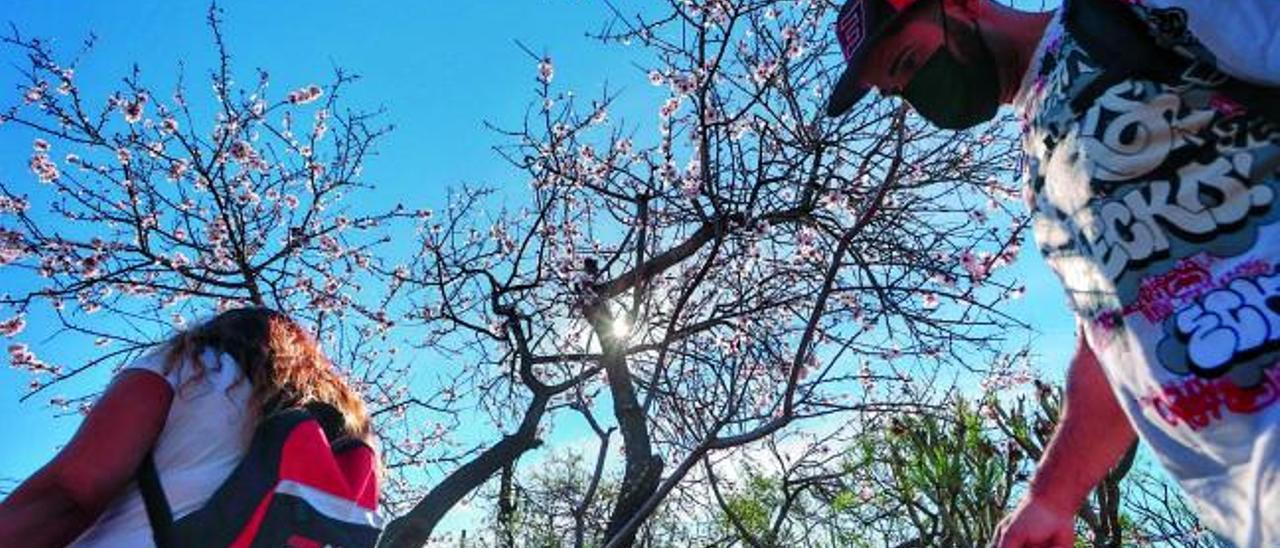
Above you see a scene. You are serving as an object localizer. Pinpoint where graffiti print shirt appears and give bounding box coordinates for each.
[1013,5,1280,546]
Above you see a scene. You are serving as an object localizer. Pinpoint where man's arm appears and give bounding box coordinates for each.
[994,331,1138,547]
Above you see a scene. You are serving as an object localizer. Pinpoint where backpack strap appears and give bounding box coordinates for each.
[1063,0,1279,123]
[137,452,177,548]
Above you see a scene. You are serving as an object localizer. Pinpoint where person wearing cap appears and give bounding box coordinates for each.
[825,0,1280,546]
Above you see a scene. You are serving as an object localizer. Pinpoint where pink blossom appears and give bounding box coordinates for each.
[287,84,324,105]
[230,140,258,163]
[24,82,47,104]
[537,57,554,84]
[590,108,608,125]
[0,195,29,215]
[122,98,144,124]
[29,152,59,183]
[781,25,799,43]
[80,255,101,278]
[167,159,189,182]
[959,250,989,282]
[658,96,682,119]
[752,58,778,84]
[796,227,816,247]
[647,70,665,86]
[669,72,697,95]
[169,251,190,268]
[859,361,876,391]
[999,242,1021,265]
[313,109,329,140]
[319,234,343,258]
[8,343,35,368]
[0,314,25,337]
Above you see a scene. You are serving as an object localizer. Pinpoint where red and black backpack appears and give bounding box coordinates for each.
[136,404,382,547]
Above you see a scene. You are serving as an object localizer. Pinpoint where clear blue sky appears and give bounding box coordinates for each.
[0,0,1077,510]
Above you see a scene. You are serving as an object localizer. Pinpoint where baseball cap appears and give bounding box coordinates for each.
[826,0,922,117]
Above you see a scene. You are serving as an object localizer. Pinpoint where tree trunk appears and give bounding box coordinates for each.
[595,339,663,548]
[497,461,517,548]
[378,395,548,548]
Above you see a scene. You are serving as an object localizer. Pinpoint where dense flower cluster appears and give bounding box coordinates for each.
[29,139,59,183]
[286,84,323,105]
[0,314,25,337]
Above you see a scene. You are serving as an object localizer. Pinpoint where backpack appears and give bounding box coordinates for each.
[1063,0,1280,124]
[136,404,383,548]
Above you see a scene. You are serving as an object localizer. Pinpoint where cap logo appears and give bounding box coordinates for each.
[836,0,866,62]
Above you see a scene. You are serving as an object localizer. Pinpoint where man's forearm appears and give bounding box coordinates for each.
[1027,336,1137,513]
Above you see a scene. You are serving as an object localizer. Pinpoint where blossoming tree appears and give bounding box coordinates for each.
[0,5,419,473]
[379,0,1031,545]
[2,2,1041,547]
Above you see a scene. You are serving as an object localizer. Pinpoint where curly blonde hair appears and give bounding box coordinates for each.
[160,307,371,441]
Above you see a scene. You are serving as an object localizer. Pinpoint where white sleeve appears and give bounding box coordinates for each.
[1146,0,1280,86]
[122,349,183,388]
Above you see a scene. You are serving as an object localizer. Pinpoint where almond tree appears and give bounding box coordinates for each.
[380,0,1032,545]
[0,4,423,491]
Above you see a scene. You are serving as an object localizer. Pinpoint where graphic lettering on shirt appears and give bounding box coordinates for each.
[1093,156,1270,280]
[1111,254,1271,325]
[1140,365,1280,431]
[1022,17,1280,390]
[1156,265,1280,385]
[1035,144,1279,315]
[1077,85,1213,183]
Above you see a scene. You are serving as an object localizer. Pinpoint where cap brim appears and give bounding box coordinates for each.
[826,59,872,117]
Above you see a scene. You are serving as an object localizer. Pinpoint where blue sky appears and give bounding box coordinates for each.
[0,0,1077,516]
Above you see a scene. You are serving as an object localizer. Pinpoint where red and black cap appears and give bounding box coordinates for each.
[826,0,920,117]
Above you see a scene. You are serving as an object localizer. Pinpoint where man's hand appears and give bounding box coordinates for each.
[991,495,1075,548]
[989,326,1137,548]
